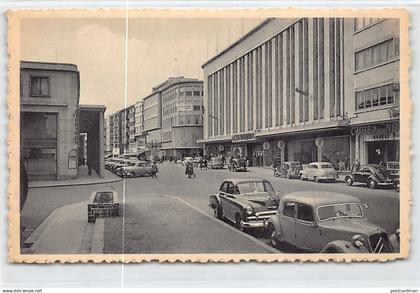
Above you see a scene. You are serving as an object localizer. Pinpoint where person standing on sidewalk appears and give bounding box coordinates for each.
[151,161,158,179]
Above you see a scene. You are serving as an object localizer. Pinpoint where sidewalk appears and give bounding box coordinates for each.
[29,168,122,188]
[22,201,101,254]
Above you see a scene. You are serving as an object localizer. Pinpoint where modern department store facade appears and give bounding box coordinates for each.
[199,18,400,170]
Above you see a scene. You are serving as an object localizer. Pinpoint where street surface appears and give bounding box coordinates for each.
[23,163,399,253]
[104,162,399,253]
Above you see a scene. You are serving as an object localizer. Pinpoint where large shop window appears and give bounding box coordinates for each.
[367,140,399,165]
[21,112,57,181]
[356,83,398,111]
[321,137,350,171]
[292,140,316,164]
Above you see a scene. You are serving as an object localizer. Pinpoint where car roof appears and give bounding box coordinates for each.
[224,178,268,185]
[285,161,301,164]
[309,162,332,165]
[281,191,360,207]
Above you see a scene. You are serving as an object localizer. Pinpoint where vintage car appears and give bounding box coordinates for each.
[299,162,337,182]
[266,191,395,253]
[193,156,203,167]
[274,161,303,179]
[209,156,224,169]
[345,164,394,189]
[209,179,280,231]
[110,159,129,173]
[228,157,247,172]
[119,161,153,177]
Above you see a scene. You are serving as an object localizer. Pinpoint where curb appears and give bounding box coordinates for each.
[28,177,122,189]
[90,218,105,254]
[21,205,62,251]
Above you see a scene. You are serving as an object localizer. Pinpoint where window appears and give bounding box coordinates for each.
[283,202,295,218]
[355,38,398,71]
[356,83,398,110]
[226,182,234,194]
[297,203,314,222]
[186,91,192,96]
[193,105,200,111]
[220,182,229,192]
[193,91,200,96]
[30,76,50,97]
[354,18,383,31]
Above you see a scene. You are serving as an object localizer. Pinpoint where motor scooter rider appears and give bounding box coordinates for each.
[185,161,195,178]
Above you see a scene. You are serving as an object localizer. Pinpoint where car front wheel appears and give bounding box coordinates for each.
[268,224,281,248]
[345,176,353,186]
[129,172,135,178]
[213,204,222,219]
[368,178,378,189]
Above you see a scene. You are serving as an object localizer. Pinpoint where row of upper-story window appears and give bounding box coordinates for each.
[354,18,384,32]
[163,103,202,116]
[355,37,399,72]
[355,82,399,111]
[162,86,203,102]
[162,115,203,128]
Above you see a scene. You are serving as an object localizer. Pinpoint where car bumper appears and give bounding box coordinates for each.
[242,220,267,228]
[319,175,336,180]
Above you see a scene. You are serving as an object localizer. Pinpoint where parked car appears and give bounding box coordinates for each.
[119,161,153,177]
[209,179,280,231]
[299,162,337,182]
[228,157,247,172]
[274,161,302,179]
[193,156,203,167]
[209,156,224,169]
[266,191,395,253]
[345,164,394,189]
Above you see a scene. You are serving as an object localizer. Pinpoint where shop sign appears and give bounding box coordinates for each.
[232,132,256,143]
[277,140,285,149]
[263,142,270,150]
[176,103,193,112]
[351,122,399,136]
[113,148,120,155]
[74,107,80,146]
[315,138,324,148]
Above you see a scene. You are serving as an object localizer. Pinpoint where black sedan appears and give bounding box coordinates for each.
[345,164,394,189]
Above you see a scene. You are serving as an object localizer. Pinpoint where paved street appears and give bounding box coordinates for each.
[23,162,399,254]
[101,162,399,253]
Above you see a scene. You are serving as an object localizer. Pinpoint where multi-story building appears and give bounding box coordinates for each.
[200,18,400,169]
[160,77,204,159]
[134,100,146,155]
[143,90,162,158]
[109,112,121,155]
[127,104,136,154]
[20,61,106,180]
[349,18,400,167]
[104,115,112,156]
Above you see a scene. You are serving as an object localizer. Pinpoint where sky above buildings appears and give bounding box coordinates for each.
[21,17,261,114]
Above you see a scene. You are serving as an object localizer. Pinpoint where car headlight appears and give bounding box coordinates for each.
[352,234,365,248]
[245,206,254,216]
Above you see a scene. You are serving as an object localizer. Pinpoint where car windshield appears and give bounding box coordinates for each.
[320,164,333,169]
[212,157,222,162]
[236,181,274,194]
[317,203,363,221]
[290,162,302,168]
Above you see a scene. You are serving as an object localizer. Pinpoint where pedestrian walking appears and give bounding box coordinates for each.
[151,161,158,178]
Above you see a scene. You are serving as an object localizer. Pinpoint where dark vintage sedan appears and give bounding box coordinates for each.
[274,161,303,179]
[345,164,394,189]
[209,179,280,231]
[228,157,247,172]
[266,191,396,253]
